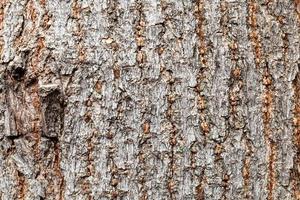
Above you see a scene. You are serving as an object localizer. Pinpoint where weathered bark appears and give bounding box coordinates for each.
[0,0,299,199]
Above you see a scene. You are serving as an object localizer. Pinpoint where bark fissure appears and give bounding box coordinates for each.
[248,1,276,199]
[133,1,149,199]
[17,171,27,200]
[194,1,210,197]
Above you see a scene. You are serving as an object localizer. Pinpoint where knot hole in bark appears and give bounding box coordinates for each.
[11,66,26,81]
[40,86,65,138]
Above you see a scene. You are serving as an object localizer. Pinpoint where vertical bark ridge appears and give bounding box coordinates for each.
[144,3,168,197]
[248,1,276,199]
[262,1,298,199]
[16,2,44,198]
[34,0,66,198]
[263,2,298,198]
[43,0,65,197]
[218,2,231,199]
[220,1,256,198]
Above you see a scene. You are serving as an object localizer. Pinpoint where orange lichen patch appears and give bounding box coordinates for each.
[292,72,300,200]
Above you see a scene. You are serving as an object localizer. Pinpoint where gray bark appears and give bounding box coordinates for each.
[0,0,299,199]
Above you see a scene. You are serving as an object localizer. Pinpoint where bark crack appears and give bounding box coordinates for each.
[194,0,210,197]
[248,2,276,199]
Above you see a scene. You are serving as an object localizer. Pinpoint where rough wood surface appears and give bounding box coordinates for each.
[0,0,299,199]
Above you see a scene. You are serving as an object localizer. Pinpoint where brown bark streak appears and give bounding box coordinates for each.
[134,1,149,199]
[248,1,276,199]
[17,171,27,200]
[165,69,177,200]
[194,0,209,197]
[71,0,86,63]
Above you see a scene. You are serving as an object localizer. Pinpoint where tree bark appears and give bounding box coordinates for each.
[0,0,299,199]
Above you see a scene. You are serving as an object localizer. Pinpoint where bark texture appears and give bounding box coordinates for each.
[0,0,299,199]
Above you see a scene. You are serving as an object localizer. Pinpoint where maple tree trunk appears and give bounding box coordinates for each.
[0,0,299,199]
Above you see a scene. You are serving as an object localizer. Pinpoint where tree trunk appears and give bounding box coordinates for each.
[0,0,299,199]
